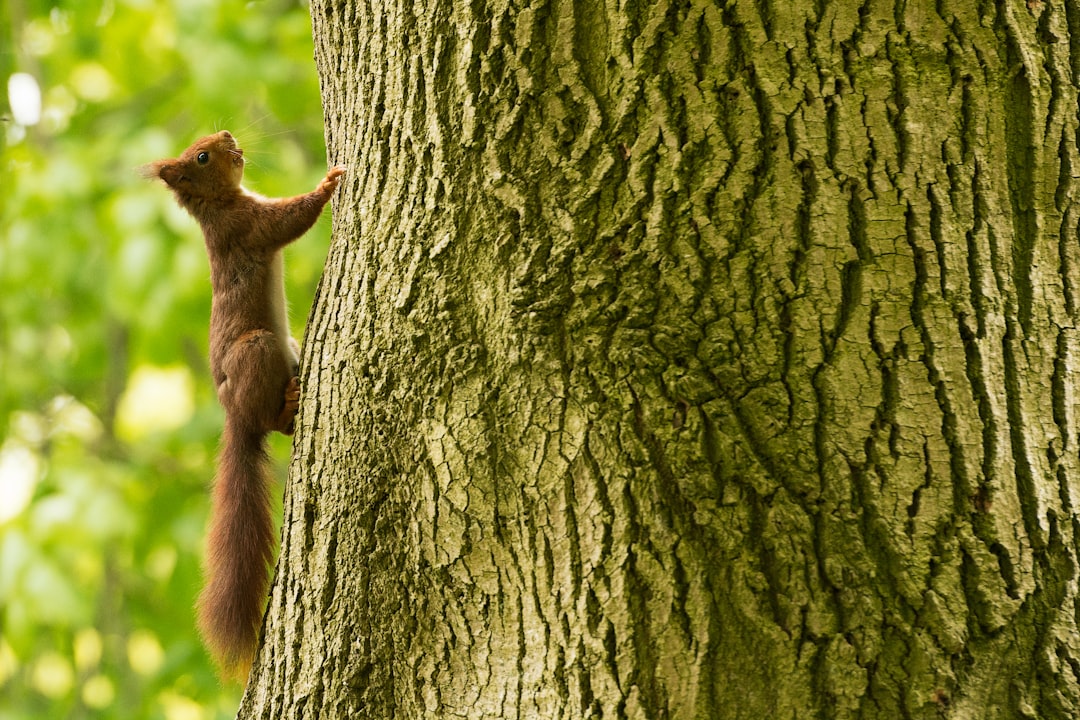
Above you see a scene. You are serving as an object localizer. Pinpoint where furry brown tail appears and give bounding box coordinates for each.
[197,418,275,680]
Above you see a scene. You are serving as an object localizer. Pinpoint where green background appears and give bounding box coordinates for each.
[1,1,334,716]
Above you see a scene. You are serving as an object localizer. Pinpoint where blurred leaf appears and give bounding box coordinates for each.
[21,558,87,625]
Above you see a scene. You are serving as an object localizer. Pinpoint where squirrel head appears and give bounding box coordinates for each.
[143,130,245,201]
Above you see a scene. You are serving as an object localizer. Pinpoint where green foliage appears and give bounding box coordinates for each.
[1,1,333,716]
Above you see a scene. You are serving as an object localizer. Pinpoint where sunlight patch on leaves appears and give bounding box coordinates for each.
[116,365,196,441]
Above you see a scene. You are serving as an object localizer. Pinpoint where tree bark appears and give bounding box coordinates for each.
[240,0,1080,718]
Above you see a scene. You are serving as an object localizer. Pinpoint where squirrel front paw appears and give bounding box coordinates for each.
[319,166,346,195]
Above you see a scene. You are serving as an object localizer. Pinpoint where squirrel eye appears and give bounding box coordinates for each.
[197,151,210,165]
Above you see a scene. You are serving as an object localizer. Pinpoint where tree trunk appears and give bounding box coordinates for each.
[240,0,1080,717]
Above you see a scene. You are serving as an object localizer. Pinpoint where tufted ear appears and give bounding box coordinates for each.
[139,159,184,187]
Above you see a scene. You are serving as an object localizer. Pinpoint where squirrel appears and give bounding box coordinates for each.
[144,130,344,679]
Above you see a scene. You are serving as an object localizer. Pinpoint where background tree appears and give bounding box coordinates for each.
[0,1,331,717]
[240,0,1080,718]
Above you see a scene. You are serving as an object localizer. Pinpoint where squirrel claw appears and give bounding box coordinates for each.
[320,166,345,194]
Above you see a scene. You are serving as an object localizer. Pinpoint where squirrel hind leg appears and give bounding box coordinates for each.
[219,330,299,436]
[276,376,300,436]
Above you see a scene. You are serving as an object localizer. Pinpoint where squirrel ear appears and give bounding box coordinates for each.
[139,160,166,180]
[139,160,162,178]
[140,160,182,187]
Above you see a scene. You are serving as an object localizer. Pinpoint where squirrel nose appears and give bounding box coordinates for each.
[221,130,233,140]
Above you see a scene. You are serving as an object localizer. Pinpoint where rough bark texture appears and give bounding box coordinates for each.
[240,1,1080,718]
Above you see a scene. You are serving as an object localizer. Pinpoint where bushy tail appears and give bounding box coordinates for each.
[197,418,275,680]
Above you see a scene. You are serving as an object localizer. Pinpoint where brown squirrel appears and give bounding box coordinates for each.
[144,131,344,679]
